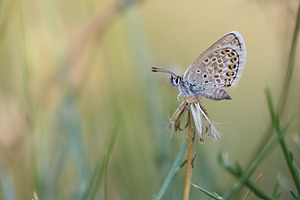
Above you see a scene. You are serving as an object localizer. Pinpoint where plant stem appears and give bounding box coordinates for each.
[183,111,195,200]
[223,123,289,199]
[244,180,275,200]
[243,173,262,200]
[226,3,300,199]
[266,89,300,195]
[104,153,108,200]
[278,3,300,116]
[248,1,300,166]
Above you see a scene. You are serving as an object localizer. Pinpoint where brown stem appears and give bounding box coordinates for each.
[183,110,195,200]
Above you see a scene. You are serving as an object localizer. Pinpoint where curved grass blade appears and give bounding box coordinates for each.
[243,173,262,200]
[266,88,300,195]
[155,139,188,200]
[81,121,120,200]
[272,172,281,199]
[191,183,223,200]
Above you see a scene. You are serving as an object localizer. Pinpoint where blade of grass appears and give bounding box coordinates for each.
[0,157,16,200]
[243,173,262,200]
[220,154,275,200]
[155,139,188,200]
[244,179,275,200]
[223,121,290,199]
[294,163,300,176]
[278,3,300,116]
[81,121,120,200]
[266,88,300,195]
[245,1,300,190]
[191,183,223,200]
[104,152,108,200]
[272,172,281,199]
[290,189,300,200]
[81,153,106,200]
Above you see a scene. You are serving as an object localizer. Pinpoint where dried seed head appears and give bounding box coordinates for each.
[169,97,221,143]
[169,102,188,132]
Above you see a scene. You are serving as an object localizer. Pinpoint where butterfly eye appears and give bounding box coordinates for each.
[175,77,180,84]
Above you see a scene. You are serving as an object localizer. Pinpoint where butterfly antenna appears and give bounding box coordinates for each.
[151,67,178,76]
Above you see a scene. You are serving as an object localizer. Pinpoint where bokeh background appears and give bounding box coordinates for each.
[0,0,300,199]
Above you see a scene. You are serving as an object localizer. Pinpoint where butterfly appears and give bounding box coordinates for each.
[152,31,246,105]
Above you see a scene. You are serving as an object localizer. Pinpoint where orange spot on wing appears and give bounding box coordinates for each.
[228,53,233,57]
[231,58,235,63]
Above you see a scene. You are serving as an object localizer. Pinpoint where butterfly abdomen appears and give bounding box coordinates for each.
[199,88,231,100]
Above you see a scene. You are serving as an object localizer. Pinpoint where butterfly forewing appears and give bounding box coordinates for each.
[183,31,246,90]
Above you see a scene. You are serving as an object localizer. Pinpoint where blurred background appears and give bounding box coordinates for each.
[0,0,300,199]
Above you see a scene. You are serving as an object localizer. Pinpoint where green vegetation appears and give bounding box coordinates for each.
[0,0,299,199]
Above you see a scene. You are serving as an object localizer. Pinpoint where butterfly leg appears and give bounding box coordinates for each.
[177,93,183,107]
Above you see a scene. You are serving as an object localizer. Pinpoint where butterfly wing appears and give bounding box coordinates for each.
[183,31,246,100]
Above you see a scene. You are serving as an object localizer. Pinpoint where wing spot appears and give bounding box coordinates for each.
[217,58,223,63]
[221,49,230,55]
[204,58,210,64]
[216,79,221,83]
[205,80,208,83]
[217,69,223,73]
[203,74,207,78]
[229,65,237,70]
[214,75,219,78]
[211,57,217,62]
[231,57,237,63]
[218,63,224,68]
[196,69,201,73]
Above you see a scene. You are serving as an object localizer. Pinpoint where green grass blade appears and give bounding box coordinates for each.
[223,121,289,199]
[243,173,262,200]
[272,172,281,199]
[244,180,275,200]
[155,139,188,200]
[219,152,242,177]
[266,88,300,195]
[191,183,223,200]
[0,157,16,200]
[104,153,108,200]
[290,189,300,200]
[243,3,300,197]
[81,121,120,200]
[81,155,105,200]
[278,3,300,116]
[294,163,300,176]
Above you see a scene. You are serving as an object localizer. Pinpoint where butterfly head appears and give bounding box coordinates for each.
[151,67,182,87]
[170,75,182,87]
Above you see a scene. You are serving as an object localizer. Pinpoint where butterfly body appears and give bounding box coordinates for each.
[153,31,246,103]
